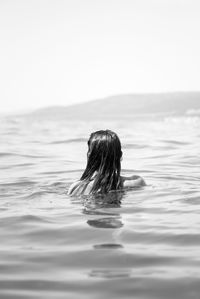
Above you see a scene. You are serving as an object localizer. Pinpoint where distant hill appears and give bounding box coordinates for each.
[26,92,200,120]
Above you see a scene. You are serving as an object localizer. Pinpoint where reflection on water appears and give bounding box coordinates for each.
[83,190,124,207]
[87,217,124,229]
[89,269,131,279]
[94,243,123,249]
[82,191,124,228]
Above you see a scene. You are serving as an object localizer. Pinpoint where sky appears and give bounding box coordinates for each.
[0,0,200,113]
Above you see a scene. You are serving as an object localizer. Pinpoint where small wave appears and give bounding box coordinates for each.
[25,191,48,200]
[63,169,83,174]
[186,109,200,115]
[0,181,36,188]
[50,138,87,144]
[123,143,147,149]
[0,214,50,226]
[165,115,200,123]
[1,163,34,170]
[0,152,14,157]
[120,230,200,246]
[0,152,46,159]
[160,140,190,146]
[39,170,71,175]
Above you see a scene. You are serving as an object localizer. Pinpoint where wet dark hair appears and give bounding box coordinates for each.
[80,130,122,194]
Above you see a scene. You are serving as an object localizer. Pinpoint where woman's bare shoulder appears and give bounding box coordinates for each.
[121,174,146,188]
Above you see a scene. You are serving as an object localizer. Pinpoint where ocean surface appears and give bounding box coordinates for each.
[0,112,200,299]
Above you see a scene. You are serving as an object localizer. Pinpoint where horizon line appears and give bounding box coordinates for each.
[1,90,200,116]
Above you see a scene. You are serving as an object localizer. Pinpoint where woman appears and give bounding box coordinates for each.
[68,130,145,196]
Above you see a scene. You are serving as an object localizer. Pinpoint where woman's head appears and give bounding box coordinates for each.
[81,130,122,193]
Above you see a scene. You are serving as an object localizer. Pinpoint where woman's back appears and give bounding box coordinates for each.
[68,175,145,196]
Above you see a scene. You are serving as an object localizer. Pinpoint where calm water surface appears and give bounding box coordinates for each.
[0,114,200,299]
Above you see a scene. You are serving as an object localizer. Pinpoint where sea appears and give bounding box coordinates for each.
[0,111,200,299]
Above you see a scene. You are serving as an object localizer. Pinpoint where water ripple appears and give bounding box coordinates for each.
[1,116,200,299]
